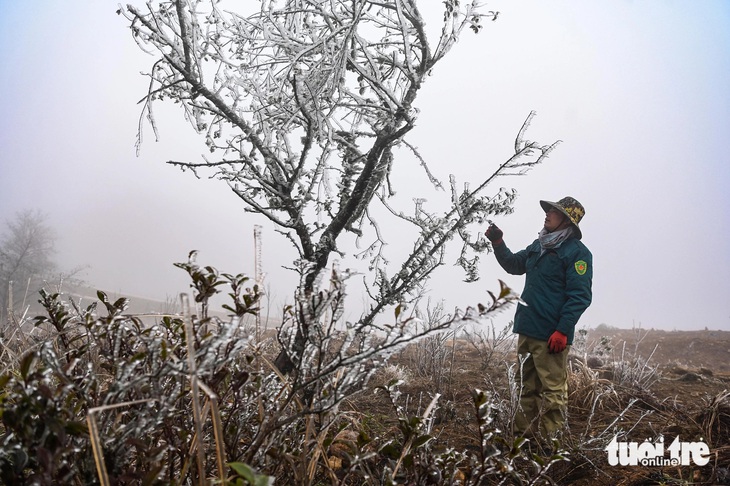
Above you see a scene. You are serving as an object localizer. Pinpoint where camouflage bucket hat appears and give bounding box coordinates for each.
[540,196,585,239]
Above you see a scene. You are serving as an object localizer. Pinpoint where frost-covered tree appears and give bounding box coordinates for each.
[121,0,558,371]
[0,209,57,318]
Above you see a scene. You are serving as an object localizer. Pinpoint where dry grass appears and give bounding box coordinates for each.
[352,328,730,485]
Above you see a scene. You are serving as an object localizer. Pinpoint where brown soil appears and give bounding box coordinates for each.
[348,328,730,485]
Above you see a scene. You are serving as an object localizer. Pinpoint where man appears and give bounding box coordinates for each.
[485,197,592,440]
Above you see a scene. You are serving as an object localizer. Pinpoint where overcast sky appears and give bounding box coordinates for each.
[1,1,728,332]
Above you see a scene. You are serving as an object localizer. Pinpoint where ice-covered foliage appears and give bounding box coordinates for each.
[0,252,533,484]
[120,0,559,371]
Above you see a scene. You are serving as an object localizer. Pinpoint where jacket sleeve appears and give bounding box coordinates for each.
[493,240,531,276]
[556,246,593,336]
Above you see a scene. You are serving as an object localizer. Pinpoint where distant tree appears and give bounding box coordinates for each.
[121,0,559,372]
[0,209,57,318]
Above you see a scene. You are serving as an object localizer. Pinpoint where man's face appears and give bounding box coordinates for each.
[544,207,568,232]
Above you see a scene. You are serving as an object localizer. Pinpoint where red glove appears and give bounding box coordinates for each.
[547,331,568,354]
[485,224,503,246]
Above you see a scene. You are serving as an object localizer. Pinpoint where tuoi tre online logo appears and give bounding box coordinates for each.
[605,435,710,467]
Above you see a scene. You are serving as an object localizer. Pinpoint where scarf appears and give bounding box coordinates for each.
[538,226,574,254]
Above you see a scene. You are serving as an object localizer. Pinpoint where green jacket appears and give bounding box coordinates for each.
[494,237,592,344]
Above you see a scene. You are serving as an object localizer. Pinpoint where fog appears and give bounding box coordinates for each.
[1,1,728,331]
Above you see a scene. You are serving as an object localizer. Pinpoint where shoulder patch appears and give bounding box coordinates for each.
[575,260,588,275]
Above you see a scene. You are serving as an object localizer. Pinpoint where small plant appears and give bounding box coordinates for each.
[463,319,515,371]
[696,390,730,447]
[594,335,613,357]
[570,326,589,357]
[404,300,455,393]
[0,344,92,485]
